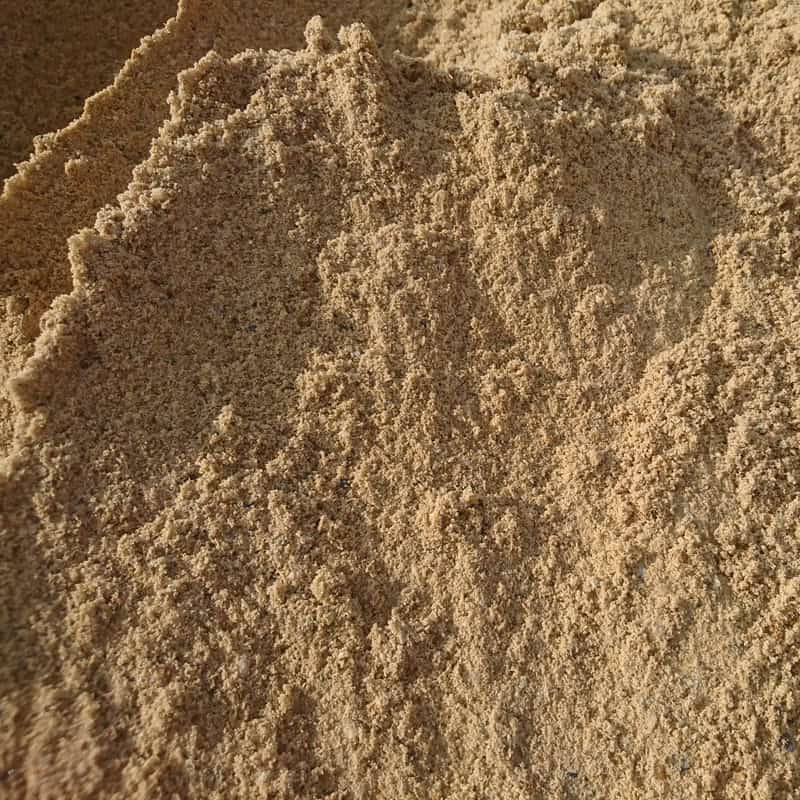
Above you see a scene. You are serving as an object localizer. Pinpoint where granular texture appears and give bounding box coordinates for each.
[0,0,491,453]
[0,0,178,180]
[0,0,385,449]
[1,3,799,799]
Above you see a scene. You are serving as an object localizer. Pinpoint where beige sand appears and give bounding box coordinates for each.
[2,2,799,799]
[0,0,178,181]
[0,0,340,448]
[1,0,503,452]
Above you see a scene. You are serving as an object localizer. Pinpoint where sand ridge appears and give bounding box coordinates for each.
[1,2,799,799]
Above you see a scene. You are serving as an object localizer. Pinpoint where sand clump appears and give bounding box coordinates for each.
[1,2,800,799]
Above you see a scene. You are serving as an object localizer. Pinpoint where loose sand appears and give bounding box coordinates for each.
[0,0,179,181]
[1,2,799,799]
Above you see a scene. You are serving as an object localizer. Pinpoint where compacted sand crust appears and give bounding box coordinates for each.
[1,2,799,799]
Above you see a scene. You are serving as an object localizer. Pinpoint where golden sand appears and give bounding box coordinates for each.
[2,2,799,798]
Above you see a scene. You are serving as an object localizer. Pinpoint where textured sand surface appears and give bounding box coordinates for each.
[2,2,799,799]
[0,0,387,448]
[0,0,178,181]
[0,0,500,451]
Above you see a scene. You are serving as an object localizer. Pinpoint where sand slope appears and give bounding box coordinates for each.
[0,0,420,450]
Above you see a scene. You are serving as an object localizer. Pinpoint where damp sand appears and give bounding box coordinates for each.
[1,3,799,798]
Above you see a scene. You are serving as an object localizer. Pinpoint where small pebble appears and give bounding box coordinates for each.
[237,655,250,677]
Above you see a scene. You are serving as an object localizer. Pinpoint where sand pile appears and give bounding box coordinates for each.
[2,2,799,798]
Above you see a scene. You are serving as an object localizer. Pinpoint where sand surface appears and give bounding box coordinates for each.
[2,2,799,799]
[0,0,179,181]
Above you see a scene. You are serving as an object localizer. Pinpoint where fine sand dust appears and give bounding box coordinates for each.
[2,2,799,799]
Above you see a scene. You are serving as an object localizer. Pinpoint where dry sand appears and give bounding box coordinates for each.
[1,2,799,799]
[0,0,179,181]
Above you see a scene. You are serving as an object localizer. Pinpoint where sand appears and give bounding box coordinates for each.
[0,0,179,181]
[1,2,799,798]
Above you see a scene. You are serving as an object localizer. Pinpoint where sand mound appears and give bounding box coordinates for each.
[2,2,799,799]
[0,0,502,451]
[0,0,374,448]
